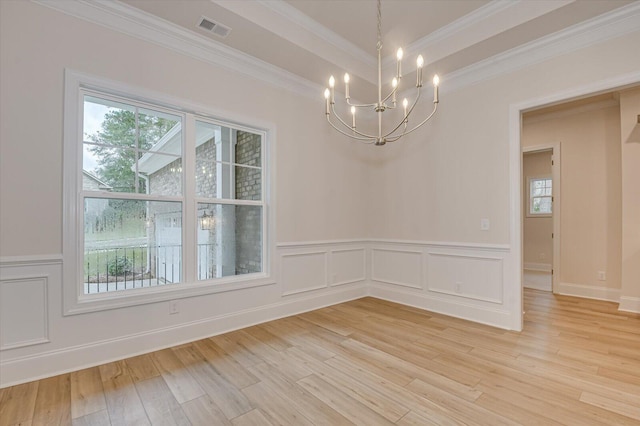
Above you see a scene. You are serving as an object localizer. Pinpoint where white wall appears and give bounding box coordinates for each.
[619,87,640,312]
[522,104,622,300]
[522,151,553,270]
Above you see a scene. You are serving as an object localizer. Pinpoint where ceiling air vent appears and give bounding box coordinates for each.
[198,16,231,39]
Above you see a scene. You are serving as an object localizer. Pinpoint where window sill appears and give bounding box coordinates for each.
[526,213,552,218]
[64,273,275,316]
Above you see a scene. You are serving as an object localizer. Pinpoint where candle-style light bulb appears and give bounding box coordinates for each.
[329,75,335,103]
[396,48,403,78]
[433,74,440,103]
[351,106,356,128]
[344,73,350,99]
[392,77,398,104]
[416,55,424,87]
[402,98,408,123]
[324,88,330,114]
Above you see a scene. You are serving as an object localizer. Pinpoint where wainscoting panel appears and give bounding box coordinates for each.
[330,248,366,286]
[371,248,423,289]
[0,276,49,350]
[0,256,60,353]
[280,251,328,296]
[427,252,504,304]
[368,240,513,329]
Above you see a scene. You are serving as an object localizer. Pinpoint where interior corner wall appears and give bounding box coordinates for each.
[366,26,640,329]
[522,105,622,299]
[522,151,553,270]
[619,87,640,312]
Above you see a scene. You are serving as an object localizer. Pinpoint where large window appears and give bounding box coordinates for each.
[64,71,269,313]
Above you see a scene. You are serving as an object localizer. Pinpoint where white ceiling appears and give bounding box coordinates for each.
[120,0,632,99]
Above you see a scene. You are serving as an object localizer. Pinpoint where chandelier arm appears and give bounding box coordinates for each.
[326,115,376,142]
[381,88,422,139]
[330,103,379,139]
[385,102,439,142]
[380,85,399,105]
[346,99,378,108]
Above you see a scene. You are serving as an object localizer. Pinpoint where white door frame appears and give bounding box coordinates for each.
[508,71,640,331]
[522,144,561,293]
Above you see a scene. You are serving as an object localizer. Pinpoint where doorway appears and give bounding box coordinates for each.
[522,145,560,293]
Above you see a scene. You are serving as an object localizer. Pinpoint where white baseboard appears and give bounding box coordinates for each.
[618,296,640,313]
[369,284,514,330]
[557,282,620,303]
[523,262,552,272]
[0,284,367,388]
[523,281,552,292]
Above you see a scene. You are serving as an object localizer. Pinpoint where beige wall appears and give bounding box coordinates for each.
[522,151,553,269]
[619,88,640,303]
[522,105,622,290]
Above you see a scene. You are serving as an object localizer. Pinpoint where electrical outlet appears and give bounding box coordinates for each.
[480,218,490,231]
[539,253,546,260]
[169,300,179,315]
[455,281,462,293]
[598,271,606,281]
[332,274,338,283]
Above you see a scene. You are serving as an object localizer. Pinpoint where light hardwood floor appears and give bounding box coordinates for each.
[2,289,639,425]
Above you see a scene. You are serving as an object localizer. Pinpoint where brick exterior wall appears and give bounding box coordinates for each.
[146,131,262,278]
[235,131,262,274]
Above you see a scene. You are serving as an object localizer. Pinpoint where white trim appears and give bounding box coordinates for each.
[526,175,553,218]
[557,282,620,303]
[371,248,423,290]
[329,248,366,287]
[33,0,322,99]
[0,275,50,350]
[63,69,276,315]
[368,239,510,251]
[31,0,640,101]
[443,2,640,94]
[215,0,376,84]
[524,262,552,272]
[389,0,572,76]
[369,283,512,330]
[618,296,640,313]
[0,255,62,267]
[522,142,561,293]
[512,73,640,330]
[0,283,367,388]
[277,239,369,248]
[280,251,328,296]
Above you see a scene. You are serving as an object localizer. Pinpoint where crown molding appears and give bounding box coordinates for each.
[32,0,323,99]
[443,1,640,94]
[31,0,640,102]
[382,0,573,75]
[211,0,376,84]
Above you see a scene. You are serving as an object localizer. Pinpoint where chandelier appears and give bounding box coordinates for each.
[324,0,439,146]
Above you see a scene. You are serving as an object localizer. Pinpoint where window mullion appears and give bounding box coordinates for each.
[183,113,197,284]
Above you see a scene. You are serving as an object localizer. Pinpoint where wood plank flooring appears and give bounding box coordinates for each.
[1,289,639,425]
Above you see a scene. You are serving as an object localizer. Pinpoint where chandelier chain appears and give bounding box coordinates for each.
[377,0,382,51]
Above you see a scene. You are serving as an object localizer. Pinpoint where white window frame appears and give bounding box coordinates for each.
[63,70,275,315]
[527,176,552,218]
